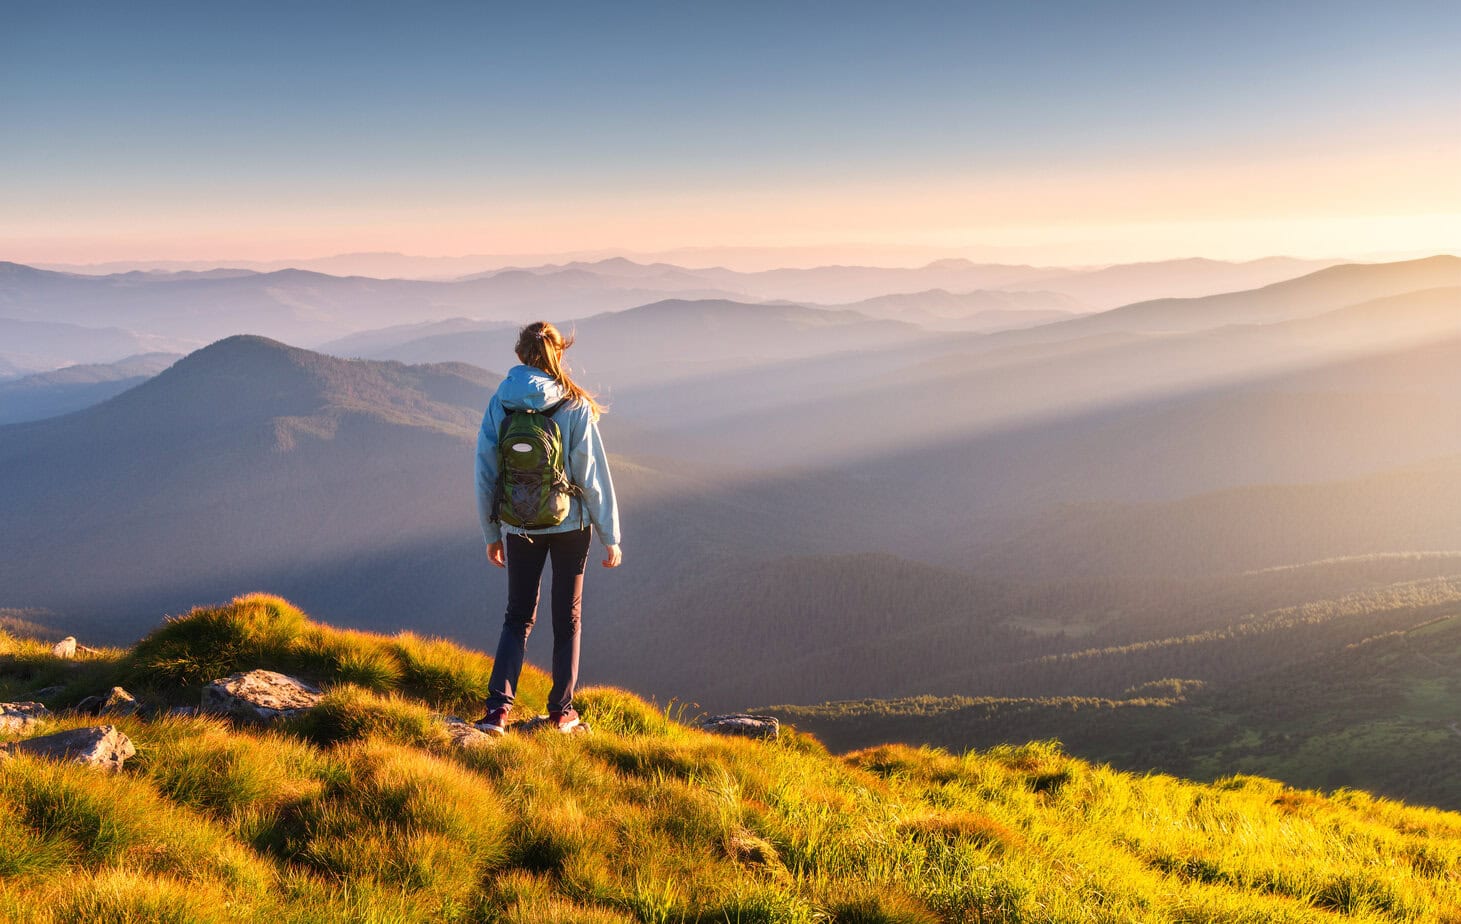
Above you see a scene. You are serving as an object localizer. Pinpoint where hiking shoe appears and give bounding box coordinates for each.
[549,708,581,733]
[474,707,510,737]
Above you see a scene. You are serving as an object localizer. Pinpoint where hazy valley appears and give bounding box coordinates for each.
[6,252,1461,813]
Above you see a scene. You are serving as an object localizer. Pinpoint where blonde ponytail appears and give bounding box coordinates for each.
[514,321,605,420]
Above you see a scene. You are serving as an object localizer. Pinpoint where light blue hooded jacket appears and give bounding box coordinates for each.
[475,365,621,547]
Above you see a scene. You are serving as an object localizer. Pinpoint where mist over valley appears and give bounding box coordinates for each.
[6,252,1461,808]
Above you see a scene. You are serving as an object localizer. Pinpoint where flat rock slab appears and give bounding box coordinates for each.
[698,714,780,740]
[9,725,135,771]
[439,717,498,749]
[1,702,50,735]
[203,670,322,721]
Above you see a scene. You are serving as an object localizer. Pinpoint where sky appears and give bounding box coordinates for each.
[4,0,1461,269]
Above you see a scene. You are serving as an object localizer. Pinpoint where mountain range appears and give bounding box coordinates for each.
[6,252,1461,807]
[0,315,195,380]
[1,254,1344,370]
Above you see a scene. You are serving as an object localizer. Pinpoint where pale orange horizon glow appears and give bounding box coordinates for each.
[6,137,1460,269]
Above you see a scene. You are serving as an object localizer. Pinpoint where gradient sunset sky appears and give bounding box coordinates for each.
[5,0,1461,268]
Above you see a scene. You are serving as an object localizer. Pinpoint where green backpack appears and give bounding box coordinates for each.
[493,400,581,530]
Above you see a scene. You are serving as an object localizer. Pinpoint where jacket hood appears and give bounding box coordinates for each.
[495,364,566,411]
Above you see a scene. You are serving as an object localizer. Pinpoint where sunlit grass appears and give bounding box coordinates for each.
[3,594,1460,922]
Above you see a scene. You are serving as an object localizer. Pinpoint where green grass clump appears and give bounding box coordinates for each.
[109,593,549,714]
[575,686,683,738]
[4,594,1461,923]
[275,739,510,909]
[25,870,241,924]
[129,593,307,687]
[129,714,336,822]
[0,750,276,908]
[287,683,454,750]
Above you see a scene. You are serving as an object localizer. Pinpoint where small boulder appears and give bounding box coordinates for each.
[77,686,142,718]
[101,686,141,717]
[698,714,780,740]
[1,702,50,735]
[202,670,322,721]
[9,725,135,771]
[51,636,77,659]
[438,716,498,749]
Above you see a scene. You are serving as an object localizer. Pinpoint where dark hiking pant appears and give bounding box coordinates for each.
[486,527,593,714]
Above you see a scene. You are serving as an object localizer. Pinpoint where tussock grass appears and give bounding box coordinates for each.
[0,627,128,706]
[4,594,1461,922]
[0,752,275,900]
[130,714,335,821]
[277,739,511,911]
[129,592,308,687]
[288,683,455,750]
[116,593,551,714]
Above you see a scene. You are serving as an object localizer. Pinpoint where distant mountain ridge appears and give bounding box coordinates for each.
[0,316,197,378]
[0,336,502,626]
[0,261,754,346]
[0,352,182,425]
[821,288,1086,330]
[0,336,878,692]
[1047,254,1461,336]
[364,297,940,389]
[2,253,1369,353]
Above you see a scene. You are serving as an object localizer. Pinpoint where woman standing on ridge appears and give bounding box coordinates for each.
[474,321,621,735]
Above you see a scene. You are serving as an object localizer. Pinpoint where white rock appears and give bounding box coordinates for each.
[698,714,780,740]
[101,686,140,716]
[0,702,50,735]
[439,716,498,749]
[9,725,135,771]
[202,670,322,721]
[51,637,77,659]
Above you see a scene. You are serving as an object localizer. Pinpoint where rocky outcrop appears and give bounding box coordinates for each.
[202,670,321,721]
[51,636,77,659]
[74,686,142,718]
[1,702,50,735]
[8,725,135,771]
[698,714,779,740]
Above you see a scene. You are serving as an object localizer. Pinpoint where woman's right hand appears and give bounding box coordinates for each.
[602,544,622,568]
[486,541,505,568]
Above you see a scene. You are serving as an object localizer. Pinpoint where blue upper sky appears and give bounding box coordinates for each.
[4,1,1460,265]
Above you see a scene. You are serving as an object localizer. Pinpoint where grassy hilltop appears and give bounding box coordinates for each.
[3,596,1461,923]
